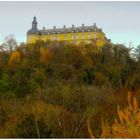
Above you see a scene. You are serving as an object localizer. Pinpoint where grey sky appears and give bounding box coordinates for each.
[0,1,140,47]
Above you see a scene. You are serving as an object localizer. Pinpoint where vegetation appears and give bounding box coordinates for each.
[0,36,140,138]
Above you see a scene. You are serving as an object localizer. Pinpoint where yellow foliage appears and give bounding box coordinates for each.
[101,92,140,138]
[8,51,21,66]
[133,97,138,112]
[40,48,53,65]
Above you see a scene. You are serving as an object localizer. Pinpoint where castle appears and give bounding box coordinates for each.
[27,17,108,49]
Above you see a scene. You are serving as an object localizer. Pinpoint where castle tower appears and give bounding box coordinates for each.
[32,16,37,30]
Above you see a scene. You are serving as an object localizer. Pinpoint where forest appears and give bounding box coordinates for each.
[0,35,140,138]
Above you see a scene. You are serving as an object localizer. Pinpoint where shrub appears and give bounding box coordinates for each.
[101,92,140,138]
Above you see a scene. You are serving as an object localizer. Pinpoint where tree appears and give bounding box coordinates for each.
[134,45,140,61]
[3,35,17,53]
[40,48,53,65]
[0,73,10,93]
[8,51,21,66]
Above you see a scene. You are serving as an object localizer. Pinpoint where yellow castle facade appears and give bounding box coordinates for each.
[27,17,109,48]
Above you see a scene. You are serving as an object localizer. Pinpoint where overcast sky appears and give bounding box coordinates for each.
[0,1,140,47]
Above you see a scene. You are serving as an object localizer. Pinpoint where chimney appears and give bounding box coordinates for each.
[82,24,84,27]
[93,23,96,27]
[53,26,56,30]
[63,25,66,29]
[43,26,45,30]
[72,24,74,28]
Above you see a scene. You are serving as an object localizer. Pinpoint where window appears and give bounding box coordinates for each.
[64,35,67,40]
[52,36,55,41]
[94,34,97,39]
[71,35,74,40]
[42,35,44,40]
[88,34,91,38]
[36,36,39,40]
[88,40,91,44]
[47,36,50,40]
[57,36,60,41]
[75,40,78,45]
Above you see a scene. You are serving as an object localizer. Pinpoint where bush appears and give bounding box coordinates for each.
[101,92,140,138]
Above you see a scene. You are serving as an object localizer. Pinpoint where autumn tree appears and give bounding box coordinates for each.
[8,51,21,66]
[40,48,53,65]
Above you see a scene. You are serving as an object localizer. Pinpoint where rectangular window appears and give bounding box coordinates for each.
[52,36,55,41]
[36,36,39,40]
[57,36,60,41]
[88,40,91,44]
[71,35,74,40]
[75,40,79,45]
[47,36,50,40]
[42,35,44,40]
[94,34,97,39]
[88,34,91,38]
[64,35,67,40]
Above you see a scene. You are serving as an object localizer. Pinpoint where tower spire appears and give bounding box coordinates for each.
[32,16,37,30]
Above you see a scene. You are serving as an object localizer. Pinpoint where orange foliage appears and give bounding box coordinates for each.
[8,51,21,66]
[101,92,140,138]
[40,48,53,65]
